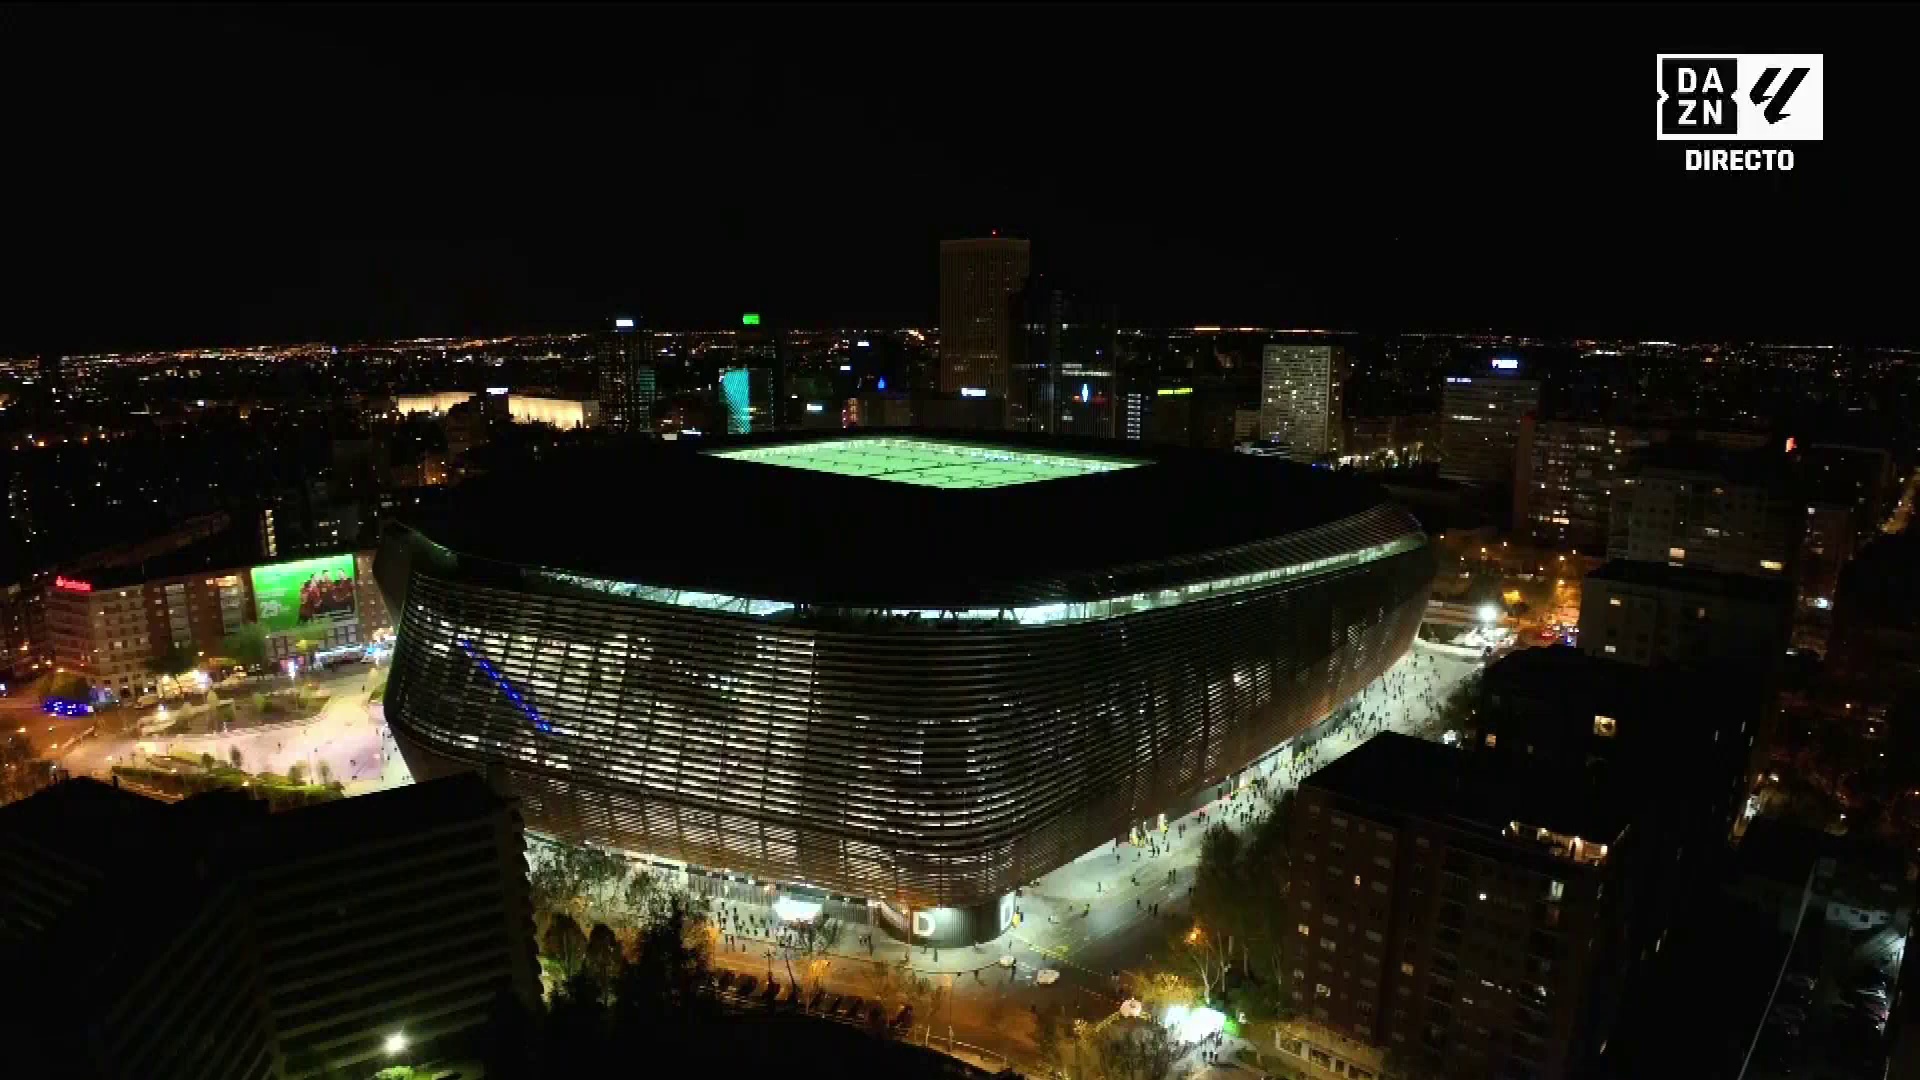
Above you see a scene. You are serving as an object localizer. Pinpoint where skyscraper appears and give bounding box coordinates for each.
[1008,277,1118,436]
[595,316,656,432]
[938,237,1030,401]
[1258,344,1346,461]
[1438,359,1541,487]
[719,367,752,434]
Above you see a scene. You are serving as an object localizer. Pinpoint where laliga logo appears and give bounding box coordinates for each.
[1656,54,1823,172]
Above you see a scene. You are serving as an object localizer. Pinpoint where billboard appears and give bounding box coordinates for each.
[250,554,356,633]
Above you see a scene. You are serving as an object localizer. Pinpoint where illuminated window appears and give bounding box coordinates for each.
[1593,715,1617,737]
[1298,924,1311,936]
[1668,547,1686,560]
[1608,597,1622,607]
[1401,962,1416,976]
[1484,733,1497,749]
[1759,559,1784,571]
[1604,645,1617,654]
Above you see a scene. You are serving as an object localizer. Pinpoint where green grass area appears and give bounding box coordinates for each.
[112,761,343,810]
[710,437,1142,489]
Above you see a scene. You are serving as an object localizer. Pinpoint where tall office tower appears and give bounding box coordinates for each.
[595,316,656,432]
[1519,422,1658,552]
[1008,278,1118,436]
[1437,359,1541,487]
[720,367,752,434]
[1258,344,1347,461]
[938,236,1030,401]
[736,314,785,429]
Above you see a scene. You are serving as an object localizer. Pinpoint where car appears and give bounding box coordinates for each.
[733,975,757,997]
[1783,972,1817,994]
[1770,1004,1808,1025]
[891,1004,914,1030]
[713,971,735,992]
[807,988,827,1012]
[837,995,864,1018]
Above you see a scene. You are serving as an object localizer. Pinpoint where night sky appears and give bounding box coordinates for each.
[2,3,1913,353]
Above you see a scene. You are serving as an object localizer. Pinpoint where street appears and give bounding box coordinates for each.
[41,638,1479,1075]
[703,643,1482,1074]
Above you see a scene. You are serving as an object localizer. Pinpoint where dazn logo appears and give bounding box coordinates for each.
[1656,54,1823,141]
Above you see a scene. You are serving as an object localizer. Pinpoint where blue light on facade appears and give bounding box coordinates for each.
[458,639,550,732]
[721,368,752,434]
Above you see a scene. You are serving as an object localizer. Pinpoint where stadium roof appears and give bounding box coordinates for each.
[395,430,1425,609]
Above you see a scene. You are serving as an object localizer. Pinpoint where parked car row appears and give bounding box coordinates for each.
[708,972,915,1033]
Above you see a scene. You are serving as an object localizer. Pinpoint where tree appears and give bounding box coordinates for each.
[543,913,589,975]
[40,671,90,704]
[220,624,270,669]
[585,922,623,984]
[317,760,333,785]
[147,640,197,678]
[610,892,716,1033]
[527,837,632,924]
[1095,1020,1180,1080]
[0,732,60,807]
[228,745,244,770]
[617,867,656,928]
[1160,915,1233,1007]
[1035,1006,1097,1080]
[778,912,843,992]
[287,762,307,784]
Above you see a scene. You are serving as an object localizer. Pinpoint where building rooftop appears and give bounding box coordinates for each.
[396,430,1423,608]
[1305,732,1633,853]
[1584,558,1797,604]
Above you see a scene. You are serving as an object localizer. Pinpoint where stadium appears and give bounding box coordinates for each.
[375,433,1435,944]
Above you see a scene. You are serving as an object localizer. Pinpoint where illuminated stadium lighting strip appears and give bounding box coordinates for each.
[457,638,551,732]
[534,533,1423,626]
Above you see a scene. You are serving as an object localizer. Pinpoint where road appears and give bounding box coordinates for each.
[704,644,1483,1074]
[39,641,1480,1074]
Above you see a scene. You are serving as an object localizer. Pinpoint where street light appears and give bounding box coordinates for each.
[1477,604,1499,626]
[383,1032,407,1056]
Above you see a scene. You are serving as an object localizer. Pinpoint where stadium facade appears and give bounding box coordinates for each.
[377,434,1434,944]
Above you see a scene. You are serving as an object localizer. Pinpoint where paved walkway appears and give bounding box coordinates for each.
[694,647,1482,1080]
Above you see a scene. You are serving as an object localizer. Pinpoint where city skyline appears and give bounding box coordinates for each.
[2,6,1915,1079]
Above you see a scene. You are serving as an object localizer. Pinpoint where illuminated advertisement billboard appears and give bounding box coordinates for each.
[250,554,357,633]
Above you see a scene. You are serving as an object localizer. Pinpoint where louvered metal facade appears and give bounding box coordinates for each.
[381,504,1433,916]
